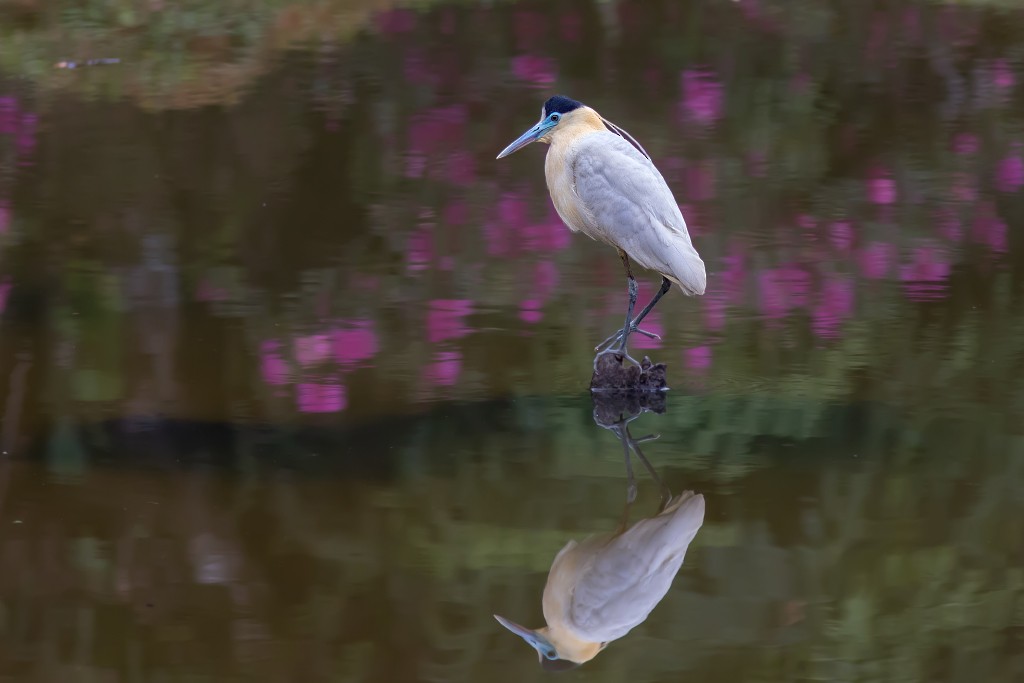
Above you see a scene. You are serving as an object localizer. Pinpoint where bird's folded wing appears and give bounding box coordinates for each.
[572,133,705,294]
[568,544,675,641]
[568,493,706,641]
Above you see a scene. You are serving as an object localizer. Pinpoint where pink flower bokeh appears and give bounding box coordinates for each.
[426,299,473,343]
[424,351,461,386]
[296,381,347,413]
[680,68,723,124]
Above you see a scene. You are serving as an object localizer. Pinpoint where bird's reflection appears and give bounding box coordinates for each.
[495,393,705,669]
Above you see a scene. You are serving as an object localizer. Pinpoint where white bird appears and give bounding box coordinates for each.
[494,490,706,669]
[497,95,706,367]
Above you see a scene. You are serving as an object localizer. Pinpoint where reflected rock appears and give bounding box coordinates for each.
[591,385,666,426]
[495,492,705,668]
[590,354,667,392]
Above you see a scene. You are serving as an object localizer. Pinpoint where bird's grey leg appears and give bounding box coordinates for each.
[594,277,673,352]
[594,250,641,367]
[630,276,672,328]
[621,277,638,348]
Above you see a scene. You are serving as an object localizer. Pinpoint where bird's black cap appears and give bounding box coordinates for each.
[543,95,583,116]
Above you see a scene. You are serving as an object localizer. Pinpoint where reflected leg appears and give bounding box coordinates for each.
[629,434,672,513]
[616,424,637,533]
[622,429,638,505]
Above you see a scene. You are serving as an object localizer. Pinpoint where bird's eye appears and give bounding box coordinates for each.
[550,113,560,122]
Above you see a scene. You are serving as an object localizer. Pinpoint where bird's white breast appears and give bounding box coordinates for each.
[544,135,604,242]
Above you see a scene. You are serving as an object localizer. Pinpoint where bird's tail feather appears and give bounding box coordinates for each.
[662,490,704,517]
[665,240,706,297]
[659,491,706,538]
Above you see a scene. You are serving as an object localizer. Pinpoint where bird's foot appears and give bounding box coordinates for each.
[593,343,641,371]
[594,324,660,352]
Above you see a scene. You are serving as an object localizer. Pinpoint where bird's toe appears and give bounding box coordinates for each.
[594,325,659,352]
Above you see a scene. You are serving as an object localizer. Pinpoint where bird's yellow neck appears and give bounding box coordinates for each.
[542,107,607,238]
[542,106,606,148]
[536,626,603,664]
[536,537,610,664]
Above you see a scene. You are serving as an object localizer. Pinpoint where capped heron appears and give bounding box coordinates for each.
[494,490,705,668]
[497,96,706,367]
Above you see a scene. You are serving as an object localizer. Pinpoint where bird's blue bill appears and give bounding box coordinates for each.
[493,614,558,659]
[496,119,556,159]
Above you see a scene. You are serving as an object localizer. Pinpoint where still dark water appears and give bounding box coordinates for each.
[1,0,1024,680]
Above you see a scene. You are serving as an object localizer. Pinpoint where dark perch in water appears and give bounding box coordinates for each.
[590,353,668,392]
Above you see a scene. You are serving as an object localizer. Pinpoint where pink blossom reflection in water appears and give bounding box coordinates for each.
[684,345,712,373]
[812,276,855,339]
[523,213,572,252]
[0,97,17,135]
[534,261,560,300]
[684,162,716,201]
[442,150,477,186]
[900,245,952,301]
[860,242,896,280]
[971,202,1008,253]
[294,334,332,367]
[991,58,1015,90]
[936,207,964,242]
[426,299,473,343]
[519,299,544,324]
[424,351,461,386]
[511,55,557,88]
[17,113,37,158]
[406,226,433,271]
[260,341,290,386]
[758,265,811,319]
[485,193,527,257]
[407,105,466,155]
[679,68,723,125]
[404,153,427,179]
[951,172,977,202]
[331,320,379,368]
[296,381,347,413]
[996,154,1024,193]
[952,133,979,155]
[867,171,897,205]
[516,263,557,323]
[719,242,748,304]
[829,221,854,253]
[703,292,728,332]
[443,200,469,227]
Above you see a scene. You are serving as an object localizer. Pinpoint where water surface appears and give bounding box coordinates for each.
[1,0,1023,680]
